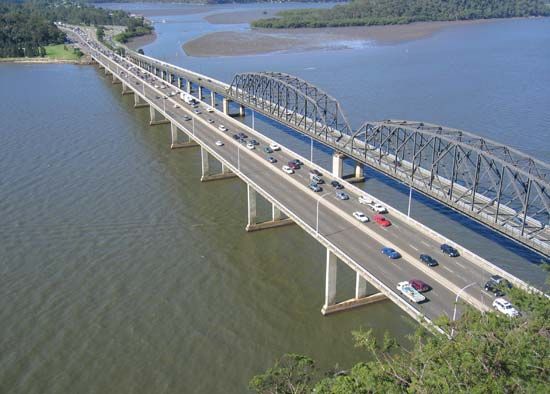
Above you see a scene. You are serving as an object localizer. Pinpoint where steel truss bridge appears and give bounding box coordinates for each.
[126,58,549,256]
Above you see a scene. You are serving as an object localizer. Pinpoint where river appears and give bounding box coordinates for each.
[1,3,549,393]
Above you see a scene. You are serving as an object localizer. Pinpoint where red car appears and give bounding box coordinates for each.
[373,214,391,227]
[409,279,429,292]
[287,161,300,170]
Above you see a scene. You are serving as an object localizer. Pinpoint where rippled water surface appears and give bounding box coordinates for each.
[1,5,549,394]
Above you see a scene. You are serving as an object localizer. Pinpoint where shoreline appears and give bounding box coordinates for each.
[183,19,496,57]
[126,31,158,51]
[0,56,93,65]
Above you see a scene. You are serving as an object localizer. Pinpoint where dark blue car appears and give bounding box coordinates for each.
[381,247,401,259]
[440,244,460,257]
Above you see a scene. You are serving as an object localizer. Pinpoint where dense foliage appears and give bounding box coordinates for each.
[252,0,550,28]
[250,285,550,392]
[0,0,152,58]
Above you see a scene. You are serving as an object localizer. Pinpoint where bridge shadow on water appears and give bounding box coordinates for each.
[235,108,547,272]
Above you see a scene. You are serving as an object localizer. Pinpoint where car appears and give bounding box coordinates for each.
[267,156,277,163]
[358,195,372,205]
[193,109,201,114]
[218,125,227,132]
[310,174,324,184]
[440,243,460,257]
[215,140,224,147]
[353,211,369,223]
[310,169,322,176]
[397,281,426,303]
[367,202,388,214]
[484,282,505,297]
[269,143,281,151]
[173,103,180,108]
[336,191,349,200]
[206,107,214,113]
[246,142,255,150]
[238,133,248,139]
[409,279,430,292]
[489,275,512,289]
[290,159,303,166]
[492,298,520,317]
[381,247,401,259]
[207,118,214,123]
[373,214,391,227]
[249,139,259,145]
[155,95,160,99]
[309,183,322,192]
[263,147,273,154]
[183,115,191,121]
[282,165,294,174]
[419,254,438,267]
[288,161,300,170]
[232,134,240,140]
[331,180,344,189]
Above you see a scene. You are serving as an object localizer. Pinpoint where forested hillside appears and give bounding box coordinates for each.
[0,0,151,58]
[252,0,550,28]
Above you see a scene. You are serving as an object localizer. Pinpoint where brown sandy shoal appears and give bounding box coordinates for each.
[126,31,158,50]
[184,19,495,57]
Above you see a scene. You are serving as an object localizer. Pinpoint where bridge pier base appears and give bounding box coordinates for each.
[343,162,366,183]
[121,82,133,95]
[200,147,237,182]
[171,123,199,149]
[134,94,149,108]
[149,106,169,126]
[245,185,294,231]
[321,250,386,315]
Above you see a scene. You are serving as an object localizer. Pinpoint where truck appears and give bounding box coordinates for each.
[396,281,426,303]
[358,195,387,213]
[180,92,198,105]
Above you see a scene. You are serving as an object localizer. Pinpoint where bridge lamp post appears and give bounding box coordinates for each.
[316,191,332,237]
[451,282,477,338]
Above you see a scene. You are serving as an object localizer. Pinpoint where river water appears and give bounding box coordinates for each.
[1,4,549,393]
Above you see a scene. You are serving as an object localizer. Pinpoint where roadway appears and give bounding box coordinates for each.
[64,26,513,324]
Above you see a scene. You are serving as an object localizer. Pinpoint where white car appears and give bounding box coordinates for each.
[173,104,180,108]
[353,211,369,223]
[246,142,255,150]
[215,140,224,147]
[206,107,214,113]
[492,298,520,317]
[269,143,281,151]
[396,281,426,303]
[358,195,372,205]
[218,125,227,131]
[282,165,294,174]
[207,118,214,124]
[367,202,388,214]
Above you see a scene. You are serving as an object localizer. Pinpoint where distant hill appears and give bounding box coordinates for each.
[252,0,550,28]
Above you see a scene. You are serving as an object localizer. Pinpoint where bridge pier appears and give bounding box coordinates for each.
[134,94,149,108]
[177,77,183,90]
[186,80,192,93]
[210,91,216,107]
[121,82,133,95]
[245,185,294,231]
[112,74,121,84]
[149,106,169,126]
[170,123,199,149]
[332,154,365,183]
[321,249,386,315]
[198,86,204,101]
[200,147,237,182]
[239,105,245,117]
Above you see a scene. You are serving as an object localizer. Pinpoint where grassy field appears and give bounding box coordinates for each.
[44,44,82,60]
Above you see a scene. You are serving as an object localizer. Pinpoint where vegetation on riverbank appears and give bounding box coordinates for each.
[44,44,82,60]
[252,0,550,28]
[250,279,550,392]
[0,0,152,58]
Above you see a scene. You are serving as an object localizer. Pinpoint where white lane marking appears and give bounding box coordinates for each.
[442,265,455,274]
[421,241,431,248]
[409,244,419,251]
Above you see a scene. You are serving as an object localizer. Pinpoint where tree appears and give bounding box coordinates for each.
[249,354,317,394]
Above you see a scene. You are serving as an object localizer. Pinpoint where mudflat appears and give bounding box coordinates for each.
[184,19,494,57]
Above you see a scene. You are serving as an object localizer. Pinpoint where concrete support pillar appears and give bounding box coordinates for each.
[210,91,216,107]
[322,249,338,313]
[355,162,364,179]
[112,74,121,84]
[247,184,257,227]
[186,80,192,93]
[170,122,198,149]
[239,105,245,117]
[272,205,282,221]
[134,94,149,108]
[198,86,204,101]
[332,153,345,178]
[222,98,231,115]
[121,82,133,95]
[149,106,169,126]
[178,77,183,89]
[355,273,368,299]
[201,146,210,179]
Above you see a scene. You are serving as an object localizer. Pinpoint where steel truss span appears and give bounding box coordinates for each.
[227,73,549,255]
[228,72,353,141]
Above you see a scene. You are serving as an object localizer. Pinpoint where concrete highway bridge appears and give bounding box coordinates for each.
[62,25,546,334]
